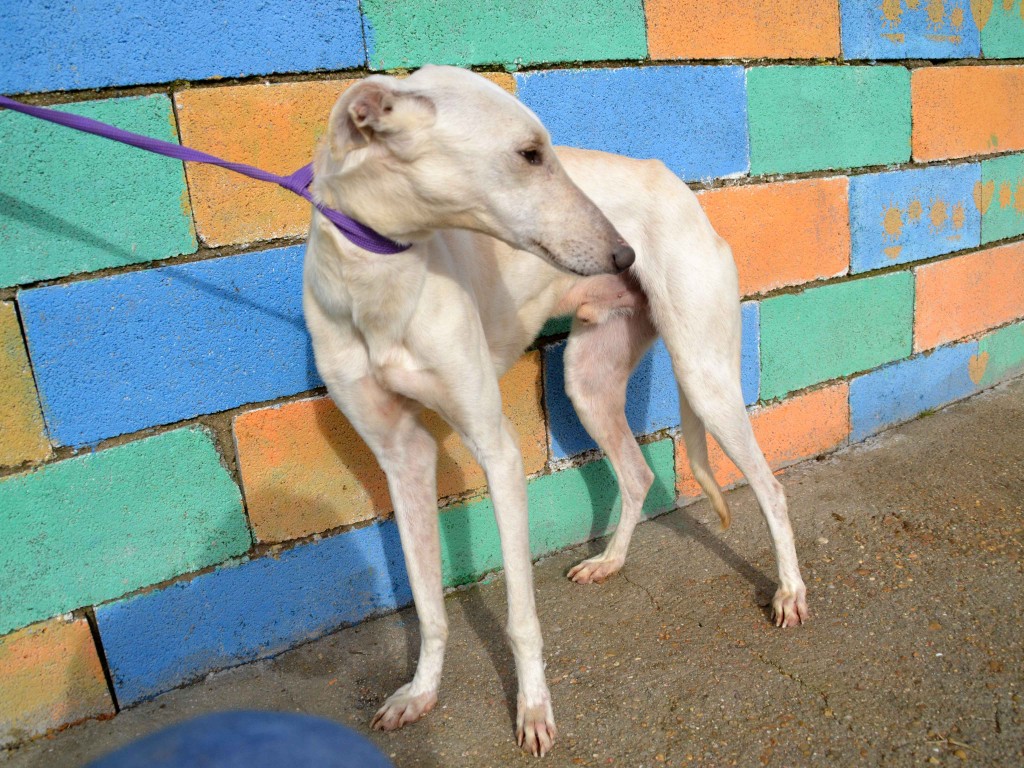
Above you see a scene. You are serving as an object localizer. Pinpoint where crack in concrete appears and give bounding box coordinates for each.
[746,648,853,734]
[620,571,661,612]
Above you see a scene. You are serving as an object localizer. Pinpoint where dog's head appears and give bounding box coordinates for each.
[313,66,633,276]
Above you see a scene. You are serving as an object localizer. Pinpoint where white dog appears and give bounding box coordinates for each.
[304,65,808,757]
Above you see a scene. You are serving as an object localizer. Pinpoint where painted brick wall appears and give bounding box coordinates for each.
[2,0,1023,746]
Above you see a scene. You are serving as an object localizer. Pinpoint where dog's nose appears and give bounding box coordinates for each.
[612,242,636,272]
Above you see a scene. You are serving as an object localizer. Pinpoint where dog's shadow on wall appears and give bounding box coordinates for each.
[0,192,141,267]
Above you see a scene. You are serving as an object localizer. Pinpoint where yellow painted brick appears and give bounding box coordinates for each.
[481,72,516,94]
[0,617,114,747]
[0,301,50,468]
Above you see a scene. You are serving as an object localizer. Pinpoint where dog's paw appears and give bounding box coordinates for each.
[567,555,624,585]
[772,585,808,628]
[370,684,437,731]
[516,697,556,758]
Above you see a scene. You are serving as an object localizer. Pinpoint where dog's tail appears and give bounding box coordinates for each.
[675,390,733,530]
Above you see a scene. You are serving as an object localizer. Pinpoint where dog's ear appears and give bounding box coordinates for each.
[326,77,435,159]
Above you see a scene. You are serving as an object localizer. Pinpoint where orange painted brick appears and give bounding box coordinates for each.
[174,79,358,248]
[235,351,547,543]
[914,241,1024,352]
[912,66,1024,161]
[646,0,840,60]
[698,178,850,297]
[676,383,849,499]
[0,617,113,747]
[174,73,515,249]
[0,301,50,468]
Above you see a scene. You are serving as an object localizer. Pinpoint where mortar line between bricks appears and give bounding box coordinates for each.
[637,0,652,61]
[200,411,256,543]
[167,87,202,251]
[6,233,309,294]
[5,297,54,462]
[0,383,332,480]
[740,233,1024,304]
[82,607,121,713]
[837,1,847,65]
[355,0,370,73]
[536,337,555,467]
[8,56,1023,105]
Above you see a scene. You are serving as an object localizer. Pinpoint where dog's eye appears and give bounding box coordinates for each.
[519,148,542,166]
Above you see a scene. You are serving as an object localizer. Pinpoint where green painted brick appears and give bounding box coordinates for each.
[981,153,1024,244]
[747,66,911,176]
[538,315,572,339]
[760,273,915,400]
[981,2,1024,59]
[0,427,249,635]
[361,0,647,71]
[440,439,675,587]
[0,95,197,289]
[979,321,1024,387]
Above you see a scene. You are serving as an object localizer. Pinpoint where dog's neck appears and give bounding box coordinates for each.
[306,208,433,350]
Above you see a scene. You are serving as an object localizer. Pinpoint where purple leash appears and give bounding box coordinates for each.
[0,94,409,255]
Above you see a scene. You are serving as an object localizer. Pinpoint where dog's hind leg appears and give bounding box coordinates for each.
[636,213,807,627]
[665,334,808,627]
[563,307,658,584]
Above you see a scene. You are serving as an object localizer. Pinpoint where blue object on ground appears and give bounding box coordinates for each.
[85,711,393,768]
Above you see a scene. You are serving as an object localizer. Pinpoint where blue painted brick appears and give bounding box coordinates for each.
[849,342,979,442]
[19,246,318,447]
[95,520,411,706]
[515,66,749,181]
[742,302,761,404]
[0,1,364,94]
[850,164,981,273]
[840,0,980,60]
[545,303,758,459]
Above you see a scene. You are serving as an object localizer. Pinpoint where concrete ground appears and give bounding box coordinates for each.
[6,377,1024,768]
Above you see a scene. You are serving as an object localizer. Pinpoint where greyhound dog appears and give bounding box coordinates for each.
[304,65,808,757]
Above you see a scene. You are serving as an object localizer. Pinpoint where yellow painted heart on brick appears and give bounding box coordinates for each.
[973,180,995,214]
[968,351,989,385]
[971,0,994,29]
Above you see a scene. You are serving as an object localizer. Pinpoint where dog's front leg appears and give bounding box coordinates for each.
[458,409,556,757]
[329,379,448,731]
